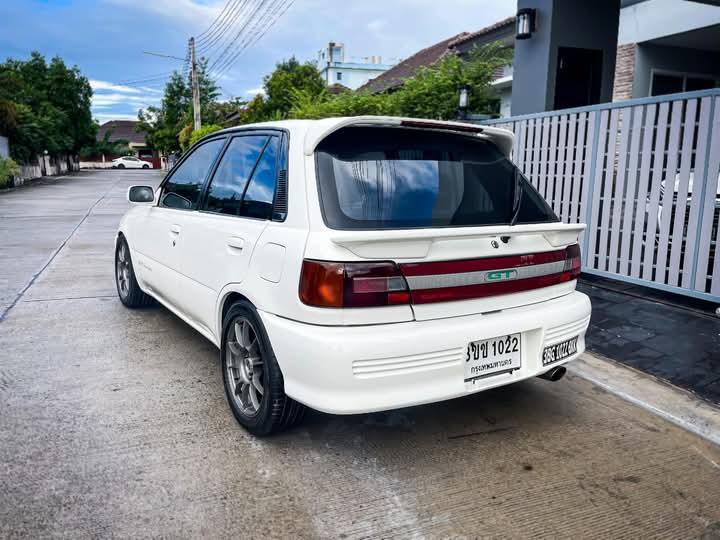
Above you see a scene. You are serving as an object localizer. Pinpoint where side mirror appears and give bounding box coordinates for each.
[128,185,155,204]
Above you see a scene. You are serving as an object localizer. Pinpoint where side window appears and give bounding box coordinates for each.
[203,135,269,215]
[162,138,224,210]
[241,136,279,220]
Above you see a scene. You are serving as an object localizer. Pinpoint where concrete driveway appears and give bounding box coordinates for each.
[1,170,719,539]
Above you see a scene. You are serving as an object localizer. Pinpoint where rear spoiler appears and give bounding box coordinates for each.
[324,223,586,259]
[303,116,515,157]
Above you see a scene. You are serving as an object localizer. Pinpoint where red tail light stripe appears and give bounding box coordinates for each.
[409,272,578,304]
[400,249,568,277]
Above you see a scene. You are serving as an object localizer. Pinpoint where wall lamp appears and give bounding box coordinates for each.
[457,85,470,120]
[516,8,536,40]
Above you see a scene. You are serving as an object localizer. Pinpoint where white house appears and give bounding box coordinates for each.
[317,42,394,90]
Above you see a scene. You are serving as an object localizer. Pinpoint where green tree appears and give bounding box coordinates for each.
[262,57,325,119]
[288,44,511,121]
[138,58,222,154]
[187,124,223,150]
[0,52,95,162]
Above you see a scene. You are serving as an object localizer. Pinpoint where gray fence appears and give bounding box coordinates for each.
[483,88,720,302]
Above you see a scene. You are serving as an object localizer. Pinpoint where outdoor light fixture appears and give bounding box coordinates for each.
[457,85,470,120]
[516,8,536,40]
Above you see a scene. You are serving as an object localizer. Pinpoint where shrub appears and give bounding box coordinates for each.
[187,124,223,150]
[0,157,21,189]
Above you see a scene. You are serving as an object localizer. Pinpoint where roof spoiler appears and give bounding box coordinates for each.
[303,116,514,157]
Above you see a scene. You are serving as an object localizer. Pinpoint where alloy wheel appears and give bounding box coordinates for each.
[116,242,131,298]
[226,317,265,416]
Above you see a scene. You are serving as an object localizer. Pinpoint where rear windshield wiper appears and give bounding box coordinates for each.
[510,168,524,226]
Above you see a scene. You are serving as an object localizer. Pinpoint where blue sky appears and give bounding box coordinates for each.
[1,0,515,123]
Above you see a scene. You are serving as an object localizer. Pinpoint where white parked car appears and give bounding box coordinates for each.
[115,117,591,435]
[112,156,150,169]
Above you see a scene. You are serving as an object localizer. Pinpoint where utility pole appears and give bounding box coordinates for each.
[190,37,201,131]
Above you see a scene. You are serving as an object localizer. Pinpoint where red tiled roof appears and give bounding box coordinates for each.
[96,120,147,145]
[448,16,516,48]
[359,33,468,94]
[360,16,516,95]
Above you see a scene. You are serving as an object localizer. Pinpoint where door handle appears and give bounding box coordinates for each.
[170,224,181,234]
[227,237,245,250]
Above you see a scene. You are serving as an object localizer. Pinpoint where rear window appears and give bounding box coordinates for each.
[315,127,558,230]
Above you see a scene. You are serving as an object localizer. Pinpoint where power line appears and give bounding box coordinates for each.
[143,50,187,61]
[196,0,247,50]
[207,0,275,76]
[118,72,176,85]
[196,0,236,40]
[211,0,294,80]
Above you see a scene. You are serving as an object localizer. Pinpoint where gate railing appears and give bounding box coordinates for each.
[483,88,720,302]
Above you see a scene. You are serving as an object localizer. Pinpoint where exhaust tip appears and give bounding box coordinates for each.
[539,366,566,382]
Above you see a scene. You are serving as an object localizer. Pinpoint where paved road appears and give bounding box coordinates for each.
[1,170,720,539]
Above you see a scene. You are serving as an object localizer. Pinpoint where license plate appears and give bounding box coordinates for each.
[542,336,578,366]
[465,333,521,383]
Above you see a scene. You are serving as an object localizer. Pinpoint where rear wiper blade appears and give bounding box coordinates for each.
[510,169,524,226]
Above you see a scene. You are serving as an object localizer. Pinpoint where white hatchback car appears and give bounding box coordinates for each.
[112,156,151,169]
[116,117,591,435]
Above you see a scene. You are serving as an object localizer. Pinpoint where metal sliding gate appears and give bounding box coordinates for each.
[483,88,720,303]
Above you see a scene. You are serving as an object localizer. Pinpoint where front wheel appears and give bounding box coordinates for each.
[142,164,149,169]
[115,237,152,308]
[222,301,305,436]
[117,163,125,169]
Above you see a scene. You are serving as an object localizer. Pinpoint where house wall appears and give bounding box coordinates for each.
[613,43,637,101]
[499,88,513,118]
[618,0,720,45]
[511,0,620,115]
[632,43,720,98]
[320,64,391,90]
[0,136,9,159]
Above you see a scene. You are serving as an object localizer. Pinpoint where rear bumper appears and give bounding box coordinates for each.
[259,291,591,414]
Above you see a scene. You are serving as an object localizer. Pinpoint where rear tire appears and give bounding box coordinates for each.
[221,300,305,436]
[115,236,152,308]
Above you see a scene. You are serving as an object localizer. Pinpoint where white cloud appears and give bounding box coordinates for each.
[94,113,142,121]
[136,86,164,94]
[102,0,221,27]
[367,19,387,33]
[90,79,142,94]
[92,92,161,107]
[245,87,265,96]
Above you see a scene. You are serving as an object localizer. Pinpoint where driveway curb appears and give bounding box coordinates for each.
[572,352,720,447]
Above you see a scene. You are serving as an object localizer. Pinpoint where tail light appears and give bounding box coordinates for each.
[299,260,410,308]
[300,244,581,308]
[402,243,583,305]
[563,244,582,280]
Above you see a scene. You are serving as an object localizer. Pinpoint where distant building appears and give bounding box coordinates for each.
[94,120,159,168]
[359,18,515,116]
[317,42,394,90]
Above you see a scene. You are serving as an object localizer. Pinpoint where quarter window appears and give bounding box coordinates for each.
[162,138,224,210]
[204,135,269,215]
[240,136,279,220]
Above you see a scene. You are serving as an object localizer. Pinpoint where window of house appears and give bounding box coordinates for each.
[651,71,718,96]
[336,72,343,81]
